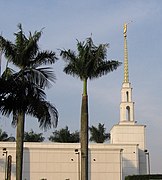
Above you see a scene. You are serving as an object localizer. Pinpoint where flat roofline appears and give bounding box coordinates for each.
[0,142,139,151]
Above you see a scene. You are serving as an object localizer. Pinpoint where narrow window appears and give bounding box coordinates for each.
[126,106,130,121]
[126,91,129,102]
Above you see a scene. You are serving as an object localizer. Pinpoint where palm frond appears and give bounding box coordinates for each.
[21,67,56,89]
[92,60,122,79]
[21,30,43,67]
[33,51,58,67]
[61,37,121,81]
[0,73,46,116]
[14,23,27,51]
[60,49,76,62]
[27,99,58,130]
[1,67,15,79]
[0,36,16,63]
[0,24,58,132]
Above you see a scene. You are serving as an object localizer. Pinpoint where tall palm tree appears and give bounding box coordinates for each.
[60,37,121,180]
[0,24,58,180]
[89,123,110,143]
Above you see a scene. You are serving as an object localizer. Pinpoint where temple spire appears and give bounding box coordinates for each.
[119,23,135,124]
[123,23,129,83]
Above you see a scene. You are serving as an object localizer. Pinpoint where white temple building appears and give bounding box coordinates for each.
[0,24,147,180]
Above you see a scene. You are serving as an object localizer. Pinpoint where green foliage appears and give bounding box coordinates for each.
[0,128,8,141]
[89,123,110,143]
[60,37,121,81]
[24,129,45,142]
[0,128,15,141]
[49,126,79,143]
[125,174,162,180]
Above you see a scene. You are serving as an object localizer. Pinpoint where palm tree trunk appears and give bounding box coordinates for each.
[16,111,25,180]
[81,79,88,180]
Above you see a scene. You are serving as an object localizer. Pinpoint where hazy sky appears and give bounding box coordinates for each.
[0,0,162,173]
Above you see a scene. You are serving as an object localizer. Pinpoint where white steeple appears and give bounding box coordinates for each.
[119,23,135,124]
[110,24,147,176]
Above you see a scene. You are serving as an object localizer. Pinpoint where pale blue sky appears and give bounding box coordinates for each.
[0,0,162,173]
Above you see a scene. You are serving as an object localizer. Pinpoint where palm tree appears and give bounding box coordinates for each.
[60,37,121,180]
[89,123,110,143]
[0,24,58,180]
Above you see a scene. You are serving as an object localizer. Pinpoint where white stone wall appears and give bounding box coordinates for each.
[110,124,147,175]
[90,147,122,180]
[0,143,123,180]
[0,142,145,180]
[110,125,146,149]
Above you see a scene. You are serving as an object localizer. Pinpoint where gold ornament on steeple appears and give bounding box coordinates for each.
[124,23,127,37]
[123,23,129,83]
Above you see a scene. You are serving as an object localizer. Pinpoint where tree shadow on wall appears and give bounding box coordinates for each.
[0,156,16,178]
